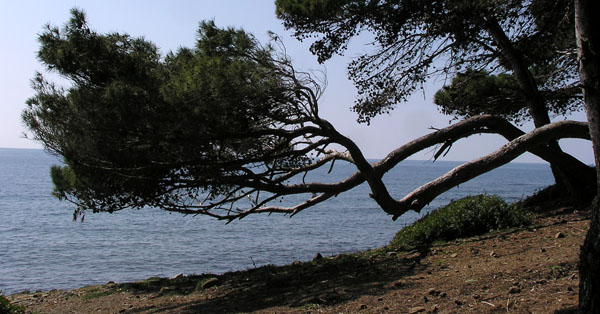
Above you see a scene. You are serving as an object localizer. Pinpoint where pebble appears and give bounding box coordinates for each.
[508,286,521,294]
[428,288,441,296]
[555,232,565,239]
[408,306,426,313]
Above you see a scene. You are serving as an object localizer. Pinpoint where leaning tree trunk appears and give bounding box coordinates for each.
[485,18,596,202]
[575,0,600,312]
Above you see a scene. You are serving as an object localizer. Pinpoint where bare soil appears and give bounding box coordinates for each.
[8,207,588,314]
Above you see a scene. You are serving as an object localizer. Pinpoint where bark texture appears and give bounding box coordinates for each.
[576,0,600,312]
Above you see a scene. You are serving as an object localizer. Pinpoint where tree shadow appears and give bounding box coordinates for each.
[554,307,578,314]
[121,250,426,313]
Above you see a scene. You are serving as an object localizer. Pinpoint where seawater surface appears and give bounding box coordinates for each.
[0,148,554,294]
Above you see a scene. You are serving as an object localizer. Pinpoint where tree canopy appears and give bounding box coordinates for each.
[25,10,329,217]
[276,0,581,124]
[24,9,591,222]
[276,0,595,200]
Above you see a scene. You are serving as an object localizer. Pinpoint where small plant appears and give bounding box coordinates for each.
[0,292,26,314]
[81,286,115,300]
[389,195,531,249]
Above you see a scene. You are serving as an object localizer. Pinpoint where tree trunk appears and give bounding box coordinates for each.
[485,18,595,202]
[575,0,600,312]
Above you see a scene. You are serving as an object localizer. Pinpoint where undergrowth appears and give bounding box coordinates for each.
[389,194,531,249]
[0,293,25,314]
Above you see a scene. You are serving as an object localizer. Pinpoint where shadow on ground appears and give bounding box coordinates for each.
[114,250,425,313]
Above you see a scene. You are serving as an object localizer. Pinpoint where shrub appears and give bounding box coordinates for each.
[0,293,25,314]
[389,195,531,249]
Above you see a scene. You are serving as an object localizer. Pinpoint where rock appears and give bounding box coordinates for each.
[107,281,115,285]
[428,288,441,296]
[490,251,498,258]
[405,251,422,259]
[431,304,439,312]
[313,253,323,261]
[555,232,565,239]
[201,277,219,290]
[393,280,405,288]
[454,299,463,306]
[359,304,368,310]
[408,306,426,313]
[450,253,458,258]
[440,292,447,298]
[540,247,547,253]
[170,273,183,280]
[508,286,521,294]
[292,260,302,265]
[388,251,397,257]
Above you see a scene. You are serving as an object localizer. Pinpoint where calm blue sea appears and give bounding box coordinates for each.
[0,148,554,294]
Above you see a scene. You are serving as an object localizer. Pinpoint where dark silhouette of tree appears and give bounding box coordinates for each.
[24,9,590,224]
[575,0,600,311]
[276,0,595,200]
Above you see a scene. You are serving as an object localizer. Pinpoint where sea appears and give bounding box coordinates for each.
[0,148,554,295]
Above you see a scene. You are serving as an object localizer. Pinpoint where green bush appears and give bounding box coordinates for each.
[389,195,531,249]
[0,294,25,314]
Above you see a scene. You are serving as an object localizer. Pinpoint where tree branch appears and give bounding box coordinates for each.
[390,120,590,219]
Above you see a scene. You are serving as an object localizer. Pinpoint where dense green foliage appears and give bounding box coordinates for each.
[0,294,25,314]
[24,9,321,215]
[434,69,580,123]
[389,195,531,249]
[24,7,592,221]
[276,0,581,123]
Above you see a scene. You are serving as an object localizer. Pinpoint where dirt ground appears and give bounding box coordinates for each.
[8,207,588,314]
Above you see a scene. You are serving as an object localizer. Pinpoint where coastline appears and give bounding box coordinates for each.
[8,207,587,314]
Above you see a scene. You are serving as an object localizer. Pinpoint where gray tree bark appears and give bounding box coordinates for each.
[575,0,600,312]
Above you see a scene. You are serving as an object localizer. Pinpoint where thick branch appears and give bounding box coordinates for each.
[390,120,590,219]
[483,18,551,127]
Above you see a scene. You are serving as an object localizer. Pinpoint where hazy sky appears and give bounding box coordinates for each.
[0,0,593,164]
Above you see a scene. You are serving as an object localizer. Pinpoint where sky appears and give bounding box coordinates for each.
[0,0,594,164]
